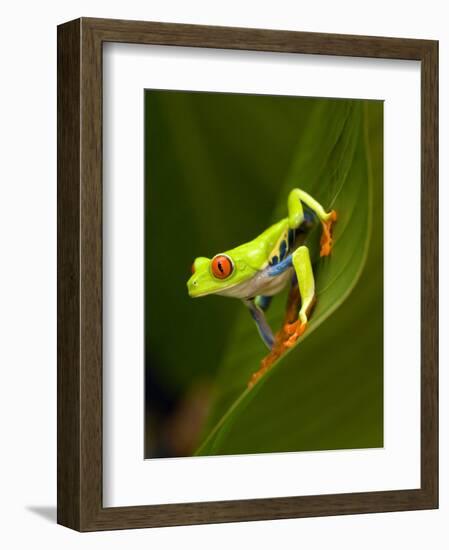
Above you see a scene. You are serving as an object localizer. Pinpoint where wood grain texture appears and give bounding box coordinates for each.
[57,19,81,531]
[57,17,439,532]
[420,40,439,504]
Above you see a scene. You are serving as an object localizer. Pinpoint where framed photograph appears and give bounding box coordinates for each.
[57,17,438,531]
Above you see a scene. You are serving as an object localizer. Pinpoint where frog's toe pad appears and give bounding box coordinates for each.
[284,320,307,347]
[320,210,337,257]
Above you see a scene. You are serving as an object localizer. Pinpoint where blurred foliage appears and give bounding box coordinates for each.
[145,90,383,458]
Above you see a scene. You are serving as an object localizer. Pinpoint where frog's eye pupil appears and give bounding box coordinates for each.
[211,254,234,279]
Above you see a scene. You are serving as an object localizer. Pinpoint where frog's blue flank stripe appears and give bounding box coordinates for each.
[267,254,293,277]
[279,239,287,260]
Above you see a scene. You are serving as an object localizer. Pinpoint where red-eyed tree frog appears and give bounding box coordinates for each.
[187,188,337,387]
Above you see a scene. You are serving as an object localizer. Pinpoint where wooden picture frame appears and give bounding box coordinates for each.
[57,17,438,531]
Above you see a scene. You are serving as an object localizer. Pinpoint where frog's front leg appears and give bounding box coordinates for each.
[284,245,316,348]
[244,298,274,350]
[247,247,315,389]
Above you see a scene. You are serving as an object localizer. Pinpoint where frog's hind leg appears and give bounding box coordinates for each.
[244,298,274,350]
[247,282,301,389]
[288,188,337,257]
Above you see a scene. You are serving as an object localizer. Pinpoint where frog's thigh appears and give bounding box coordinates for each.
[292,246,315,325]
[287,189,305,229]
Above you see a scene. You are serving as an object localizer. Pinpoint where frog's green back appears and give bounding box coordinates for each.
[226,218,289,271]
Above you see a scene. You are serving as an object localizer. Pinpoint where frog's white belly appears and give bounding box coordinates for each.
[217,266,293,300]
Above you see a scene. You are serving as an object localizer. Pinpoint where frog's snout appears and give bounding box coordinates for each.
[187,277,200,298]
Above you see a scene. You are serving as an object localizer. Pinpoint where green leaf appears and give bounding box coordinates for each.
[144,92,321,394]
[195,100,383,456]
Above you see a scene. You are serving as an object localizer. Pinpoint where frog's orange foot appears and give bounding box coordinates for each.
[247,362,270,389]
[283,320,307,348]
[247,339,284,389]
[320,210,337,257]
[247,321,308,388]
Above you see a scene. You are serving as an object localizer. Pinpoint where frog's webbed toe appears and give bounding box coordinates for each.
[283,319,308,348]
[320,209,338,257]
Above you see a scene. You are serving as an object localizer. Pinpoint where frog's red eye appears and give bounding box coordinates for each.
[191,262,196,274]
[211,254,234,279]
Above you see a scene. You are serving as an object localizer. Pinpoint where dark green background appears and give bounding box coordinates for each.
[144,90,383,458]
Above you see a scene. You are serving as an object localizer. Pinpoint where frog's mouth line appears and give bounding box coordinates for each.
[188,280,243,299]
[188,290,207,298]
[187,284,212,298]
